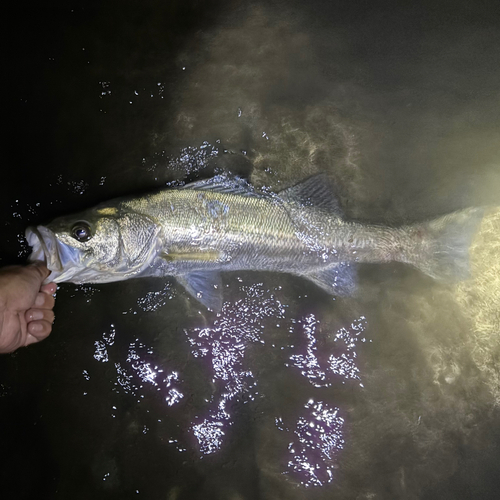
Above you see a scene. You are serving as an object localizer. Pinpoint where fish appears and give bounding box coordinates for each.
[25,174,483,310]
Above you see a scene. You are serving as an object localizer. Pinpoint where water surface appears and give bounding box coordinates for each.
[2,1,500,499]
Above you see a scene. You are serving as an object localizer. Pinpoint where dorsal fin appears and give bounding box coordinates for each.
[279,174,342,214]
[181,175,260,197]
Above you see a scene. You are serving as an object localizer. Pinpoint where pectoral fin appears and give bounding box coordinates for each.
[177,271,223,311]
[305,263,357,296]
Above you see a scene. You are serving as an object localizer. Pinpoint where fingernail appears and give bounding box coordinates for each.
[35,295,44,307]
[31,323,43,332]
[31,310,43,320]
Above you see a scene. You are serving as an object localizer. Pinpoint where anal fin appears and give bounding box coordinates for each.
[305,263,357,296]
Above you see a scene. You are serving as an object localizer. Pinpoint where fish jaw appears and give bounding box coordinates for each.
[25,226,85,284]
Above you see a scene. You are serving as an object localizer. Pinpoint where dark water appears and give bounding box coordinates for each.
[2,1,500,499]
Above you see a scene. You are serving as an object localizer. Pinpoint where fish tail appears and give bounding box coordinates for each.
[408,208,484,281]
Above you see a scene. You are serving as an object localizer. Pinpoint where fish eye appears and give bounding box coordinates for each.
[71,222,92,242]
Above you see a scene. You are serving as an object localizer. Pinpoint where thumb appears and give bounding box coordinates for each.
[27,261,50,283]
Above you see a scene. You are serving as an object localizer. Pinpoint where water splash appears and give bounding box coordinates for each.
[66,179,89,195]
[142,141,220,180]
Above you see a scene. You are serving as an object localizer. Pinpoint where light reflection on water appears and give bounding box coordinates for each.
[185,283,286,456]
[92,324,185,408]
[135,283,177,313]
[279,313,367,486]
[288,314,368,389]
[279,399,345,487]
[185,283,369,487]
[85,281,369,487]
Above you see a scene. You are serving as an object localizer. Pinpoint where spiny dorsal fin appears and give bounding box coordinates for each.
[181,175,260,197]
[279,174,342,214]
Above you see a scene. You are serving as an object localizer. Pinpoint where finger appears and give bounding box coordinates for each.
[24,333,40,347]
[26,320,52,342]
[34,291,55,310]
[25,308,55,324]
[41,282,57,295]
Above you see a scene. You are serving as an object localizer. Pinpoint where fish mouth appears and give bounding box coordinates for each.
[25,226,82,284]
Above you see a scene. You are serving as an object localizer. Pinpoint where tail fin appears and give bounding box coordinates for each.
[409,208,484,281]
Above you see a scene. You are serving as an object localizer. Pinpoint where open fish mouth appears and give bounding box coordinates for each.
[25,226,82,283]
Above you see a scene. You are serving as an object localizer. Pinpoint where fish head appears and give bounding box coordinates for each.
[25,205,161,284]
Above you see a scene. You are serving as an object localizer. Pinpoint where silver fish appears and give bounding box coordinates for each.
[26,174,483,310]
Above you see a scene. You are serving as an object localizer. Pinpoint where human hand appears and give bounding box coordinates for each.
[0,262,57,354]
